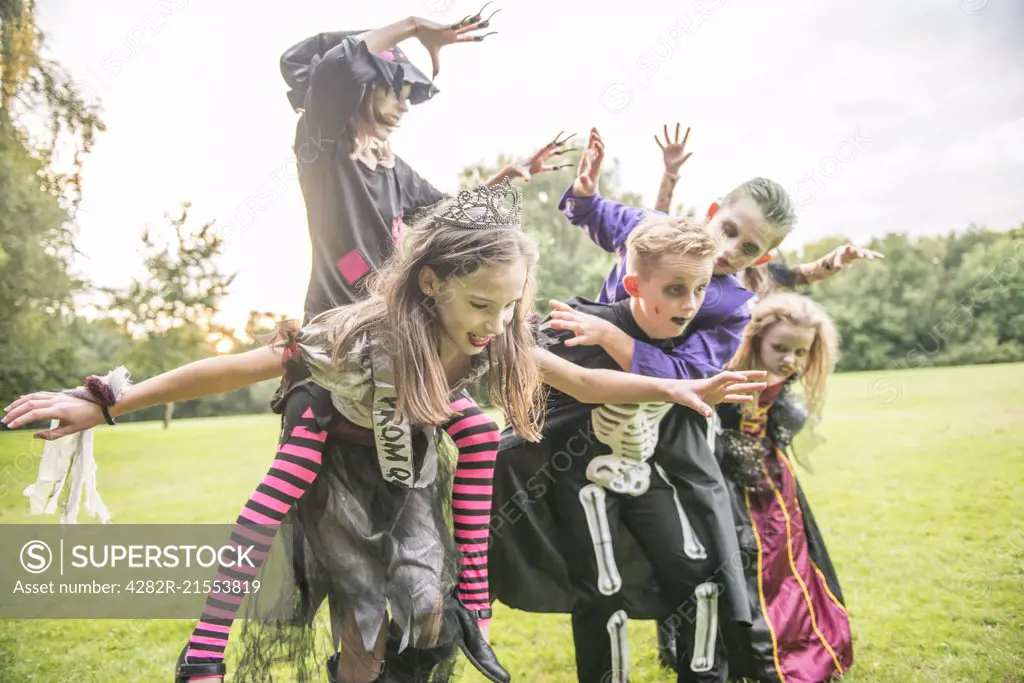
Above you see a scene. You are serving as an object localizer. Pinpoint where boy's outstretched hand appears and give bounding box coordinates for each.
[802,243,885,284]
[655,122,693,176]
[573,128,605,198]
[829,243,885,269]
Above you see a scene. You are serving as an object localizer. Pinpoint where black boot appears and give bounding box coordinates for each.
[453,597,511,683]
[174,644,226,682]
[657,616,680,671]
[379,639,451,683]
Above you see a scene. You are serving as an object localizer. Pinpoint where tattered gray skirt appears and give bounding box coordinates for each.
[234,381,460,682]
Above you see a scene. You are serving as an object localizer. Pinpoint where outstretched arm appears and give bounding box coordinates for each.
[653,123,693,214]
[485,131,577,186]
[790,244,886,286]
[630,321,747,379]
[533,347,764,416]
[558,128,648,253]
[548,300,749,380]
[2,347,284,439]
[292,13,495,141]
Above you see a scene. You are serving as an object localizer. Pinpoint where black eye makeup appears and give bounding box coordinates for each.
[742,242,761,257]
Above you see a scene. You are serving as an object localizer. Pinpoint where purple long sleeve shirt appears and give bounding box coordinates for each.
[558,186,754,381]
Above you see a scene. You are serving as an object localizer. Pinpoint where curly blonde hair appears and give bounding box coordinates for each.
[727,293,839,419]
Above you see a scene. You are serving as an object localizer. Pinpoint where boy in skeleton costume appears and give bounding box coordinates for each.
[490,218,767,683]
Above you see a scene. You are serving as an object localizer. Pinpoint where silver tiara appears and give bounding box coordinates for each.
[436,178,523,230]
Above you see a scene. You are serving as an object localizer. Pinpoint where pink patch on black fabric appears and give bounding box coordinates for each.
[337,249,371,285]
[391,216,406,247]
[378,50,396,62]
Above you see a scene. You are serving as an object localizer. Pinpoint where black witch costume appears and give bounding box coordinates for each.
[269,27,509,682]
[489,298,754,683]
[280,30,444,321]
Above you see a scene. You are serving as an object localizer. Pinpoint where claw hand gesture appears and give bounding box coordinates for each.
[415,2,500,78]
[655,122,692,176]
[507,131,576,182]
[828,244,885,270]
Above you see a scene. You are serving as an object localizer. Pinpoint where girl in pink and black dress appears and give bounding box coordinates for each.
[715,293,853,682]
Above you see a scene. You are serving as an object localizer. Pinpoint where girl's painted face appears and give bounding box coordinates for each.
[630,253,714,340]
[758,321,817,380]
[363,83,412,140]
[424,260,529,357]
[706,195,779,275]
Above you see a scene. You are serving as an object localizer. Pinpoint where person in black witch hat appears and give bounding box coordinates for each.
[268,8,577,682]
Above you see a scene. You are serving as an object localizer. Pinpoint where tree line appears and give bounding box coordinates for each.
[3,2,1020,426]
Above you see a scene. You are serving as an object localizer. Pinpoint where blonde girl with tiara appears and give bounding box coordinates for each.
[715,292,853,682]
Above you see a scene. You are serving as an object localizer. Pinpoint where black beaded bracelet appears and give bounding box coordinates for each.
[101,404,117,426]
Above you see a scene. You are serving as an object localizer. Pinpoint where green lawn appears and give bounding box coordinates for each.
[1,363,1023,682]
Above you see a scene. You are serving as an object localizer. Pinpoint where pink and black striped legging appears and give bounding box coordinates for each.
[445,393,500,629]
[182,390,498,675]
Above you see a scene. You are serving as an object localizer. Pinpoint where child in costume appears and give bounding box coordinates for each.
[279,9,573,663]
[647,122,879,669]
[557,128,798,381]
[650,122,884,297]
[714,293,853,682]
[2,182,762,683]
[504,128,872,679]
[489,217,768,683]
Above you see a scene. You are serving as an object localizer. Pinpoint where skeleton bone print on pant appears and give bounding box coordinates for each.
[576,401,717,679]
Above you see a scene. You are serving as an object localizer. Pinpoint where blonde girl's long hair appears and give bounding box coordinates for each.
[310,197,546,442]
[727,293,839,419]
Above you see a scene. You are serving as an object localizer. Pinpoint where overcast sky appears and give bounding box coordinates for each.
[36,0,1024,331]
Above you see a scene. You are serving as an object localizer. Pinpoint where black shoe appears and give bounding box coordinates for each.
[174,644,226,682]
[380,640,451,683]
[657,617,679,671]
[454,599,511,683]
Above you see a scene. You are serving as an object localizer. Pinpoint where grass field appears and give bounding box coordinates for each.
[1,363,1023,682]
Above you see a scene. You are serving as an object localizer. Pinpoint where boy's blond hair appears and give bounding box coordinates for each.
[625,215,717,277]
